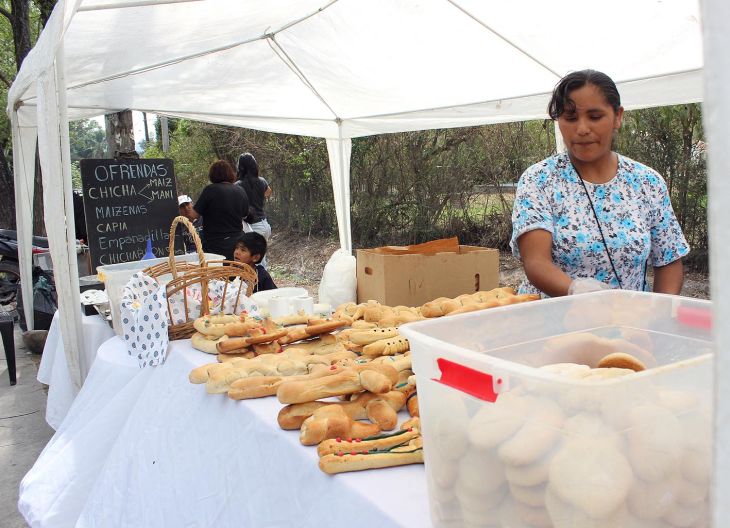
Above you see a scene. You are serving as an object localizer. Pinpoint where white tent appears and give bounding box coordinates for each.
[12,0,730,521]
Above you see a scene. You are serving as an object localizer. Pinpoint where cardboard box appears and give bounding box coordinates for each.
[356,240,499,307]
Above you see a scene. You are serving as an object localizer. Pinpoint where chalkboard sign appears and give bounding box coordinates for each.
[80,158,179,269]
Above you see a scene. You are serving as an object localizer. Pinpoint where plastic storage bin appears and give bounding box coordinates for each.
[97,253,223,335]
[400,290,712,528]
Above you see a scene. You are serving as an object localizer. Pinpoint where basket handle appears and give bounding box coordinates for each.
[168,216,206,279]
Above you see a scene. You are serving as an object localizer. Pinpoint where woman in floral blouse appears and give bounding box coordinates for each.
[511,70,688,297]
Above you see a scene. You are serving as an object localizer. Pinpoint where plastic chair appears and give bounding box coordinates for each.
[0,312,16,385]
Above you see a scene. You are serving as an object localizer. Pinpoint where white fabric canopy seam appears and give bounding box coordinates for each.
[344,67,704,122]
[62,0,341,94]
[445,0,562,79]
[77,0,203,12]
[267,35,340,120]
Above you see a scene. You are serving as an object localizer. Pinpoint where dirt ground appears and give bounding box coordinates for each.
[267,232,710,301]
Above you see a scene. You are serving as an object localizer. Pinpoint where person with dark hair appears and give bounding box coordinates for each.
[177,194,203,253]
[72,190,87,243]
[511,69,688,297]
[233,232,277,292]
[235,152,272,268]
[188,160,248,261]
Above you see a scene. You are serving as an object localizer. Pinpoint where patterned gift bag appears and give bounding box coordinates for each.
[120,271,169,368]
[208,278,262,319]
[166,283,204,325]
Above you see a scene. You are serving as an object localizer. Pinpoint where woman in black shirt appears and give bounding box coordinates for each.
[236,153,272,267]
[191,160,248,261]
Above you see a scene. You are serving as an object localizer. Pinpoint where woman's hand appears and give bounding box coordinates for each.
[653,259,684,294]
[567,277,609,295]
[517,229,574,296]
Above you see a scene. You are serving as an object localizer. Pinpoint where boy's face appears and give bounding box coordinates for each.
[234,245,259,266]
[179,202,194,220]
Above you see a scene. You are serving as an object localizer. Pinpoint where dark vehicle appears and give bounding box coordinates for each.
[0,229,53,327]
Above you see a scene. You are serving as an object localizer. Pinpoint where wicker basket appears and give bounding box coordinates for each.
[144,216,258,340]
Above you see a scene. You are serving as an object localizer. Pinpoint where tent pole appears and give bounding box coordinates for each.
[161,116,170,153]
[703,0,730,525]
[553,121,565,153]
[10,110,37,331]
[325,131,352,253]
[55,44,85,389]
[337,123,352,253]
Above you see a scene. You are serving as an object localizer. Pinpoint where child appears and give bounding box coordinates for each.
[233,232,277,292]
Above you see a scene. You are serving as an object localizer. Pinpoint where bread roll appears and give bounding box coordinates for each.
[276,364,399,404]
[317,427,420,457]
[299,409,380,446]
[318,447,423,474]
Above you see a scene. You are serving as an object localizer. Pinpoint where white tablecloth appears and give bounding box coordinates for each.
[20,337,431,528]
[37,311,115,429]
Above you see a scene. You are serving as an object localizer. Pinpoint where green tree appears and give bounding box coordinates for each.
[617,104,707,269]
[0,0,57,230]
[69,119,107,161]
[138,107,708,270]
[143,118,216,199]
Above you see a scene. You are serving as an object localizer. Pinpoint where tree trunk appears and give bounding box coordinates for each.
[0,0,34,230]
[9,0,31,68]
[142,111,150,143]
[0,141,15,229]
[104,110,138,159]
[33,145,46,236]
[36,0,56,27]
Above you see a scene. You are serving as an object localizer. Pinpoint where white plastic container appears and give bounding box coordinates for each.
[250,287,308,315]
[400,290,713,528]
[97,253,223,335]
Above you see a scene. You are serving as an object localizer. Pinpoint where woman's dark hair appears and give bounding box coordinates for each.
[237,152,259,180]
[208,160,236,184]
[236,232,267,261]
[548,70,621,119]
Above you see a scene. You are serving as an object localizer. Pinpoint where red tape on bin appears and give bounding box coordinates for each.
[676,306,712,331]
[434,358,500,402]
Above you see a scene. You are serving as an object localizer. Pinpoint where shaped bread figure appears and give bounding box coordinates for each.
[227,364,338,400]
[189,360,239,384]
[317,425,424,474]
[193,314,264,338]
[190,349,356,392]
[278,320,347,345]
[317,420,421,457]
[191,332,231,355]
[276,363,399,404]
[216,328,289,353]
[419,287,510,317]
[362,336,410,358]
[280,333,346,355]
[299,405,381,445]
[277,390,407,430]
[217,350,256,361]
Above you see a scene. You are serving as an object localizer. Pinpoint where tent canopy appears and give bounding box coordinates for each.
[10,0,703,137]
[5,0,704,390]
[16,1,730,524]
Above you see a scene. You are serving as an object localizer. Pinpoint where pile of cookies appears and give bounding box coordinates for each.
[424,348,710,528]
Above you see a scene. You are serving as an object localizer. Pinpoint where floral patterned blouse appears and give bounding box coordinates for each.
[510,152,689,295]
